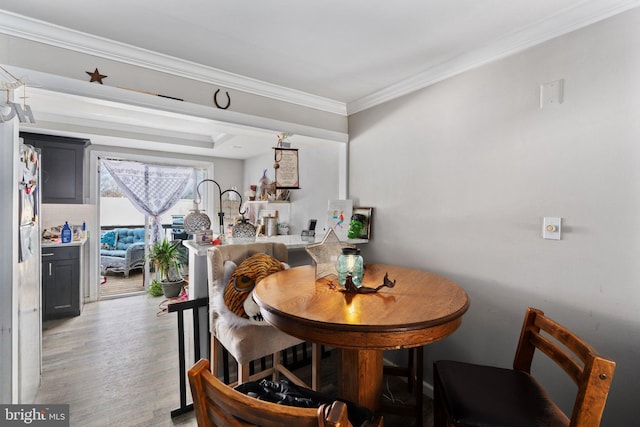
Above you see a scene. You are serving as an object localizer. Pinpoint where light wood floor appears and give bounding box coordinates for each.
[36,294,433,427]
[100,270,145,298]
[36,294,197,427]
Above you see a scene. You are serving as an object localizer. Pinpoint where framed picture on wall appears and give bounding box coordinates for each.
[274,148,300,189]
[327,199,352,241]
[353,207,373,240]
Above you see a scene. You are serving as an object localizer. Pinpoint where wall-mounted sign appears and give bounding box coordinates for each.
[274,147,299,189]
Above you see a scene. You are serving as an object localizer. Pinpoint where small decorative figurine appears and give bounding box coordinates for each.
[341,272,396,294]
[347,214,366,239]
[257,169,276,200]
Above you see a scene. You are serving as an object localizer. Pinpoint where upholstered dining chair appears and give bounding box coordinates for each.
[433,307,616,427]
[207,242,320,389]
[189,359,351,427]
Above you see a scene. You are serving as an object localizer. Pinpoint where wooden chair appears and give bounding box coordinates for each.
[188,359,353,427]
[433,307,616,427]
[207,243,320,389]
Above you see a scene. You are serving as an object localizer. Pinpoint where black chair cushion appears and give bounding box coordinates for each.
[434,360,569,427]
[235,379,374,427]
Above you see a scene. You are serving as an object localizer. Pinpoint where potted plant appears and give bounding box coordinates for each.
[145,239,186,297]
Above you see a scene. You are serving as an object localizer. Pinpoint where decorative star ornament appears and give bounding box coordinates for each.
[305,228,355,280]
[86,68,107,84]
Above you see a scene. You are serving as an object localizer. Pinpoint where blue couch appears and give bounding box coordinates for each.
[100,227,146,277]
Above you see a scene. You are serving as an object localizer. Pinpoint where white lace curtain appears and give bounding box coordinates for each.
[102,159,194,244]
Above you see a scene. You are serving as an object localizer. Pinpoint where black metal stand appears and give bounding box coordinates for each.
[194,178,245,230]
[168,297,210,418]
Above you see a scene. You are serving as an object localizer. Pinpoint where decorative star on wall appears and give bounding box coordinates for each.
[86,68,107,84]
[305,228,355,280]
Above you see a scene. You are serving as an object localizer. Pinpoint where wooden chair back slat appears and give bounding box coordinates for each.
[528,332,583,384]
[512,308,615,427]
[208,405,247,427]
[188,359,357,427]
[532,312,594,361]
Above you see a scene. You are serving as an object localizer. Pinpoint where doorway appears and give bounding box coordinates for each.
[97,154,206,299]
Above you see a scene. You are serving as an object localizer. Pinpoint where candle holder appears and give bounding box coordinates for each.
[183,179,246,236]
[337,247,364,288]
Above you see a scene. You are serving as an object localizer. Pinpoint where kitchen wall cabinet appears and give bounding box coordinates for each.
[41,245,81,320]
[20,132,89,204]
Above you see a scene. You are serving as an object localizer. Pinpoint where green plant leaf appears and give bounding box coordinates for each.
[148,279,163,297]
[145,238,186,282]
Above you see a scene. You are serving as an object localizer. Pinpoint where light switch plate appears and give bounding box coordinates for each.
[543,217,562,240]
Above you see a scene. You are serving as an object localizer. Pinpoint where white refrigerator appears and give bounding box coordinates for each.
[17,142,42,403]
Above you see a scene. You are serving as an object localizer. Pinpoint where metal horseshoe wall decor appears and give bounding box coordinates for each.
[213,89,231,109]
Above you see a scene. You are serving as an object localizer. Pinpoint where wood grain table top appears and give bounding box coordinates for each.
[255,263,470,350]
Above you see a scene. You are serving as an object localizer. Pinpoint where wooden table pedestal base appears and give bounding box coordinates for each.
[339,349,384,411]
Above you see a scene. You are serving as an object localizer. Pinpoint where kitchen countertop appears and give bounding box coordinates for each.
[183,234,368,256]
[42,236,88,248]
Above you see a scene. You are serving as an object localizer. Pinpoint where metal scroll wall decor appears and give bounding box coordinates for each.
[0,66,36,124]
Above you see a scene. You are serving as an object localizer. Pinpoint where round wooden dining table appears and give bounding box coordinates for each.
[254,263,470,413]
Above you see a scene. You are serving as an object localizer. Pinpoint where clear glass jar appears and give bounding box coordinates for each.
[336,247,364,287]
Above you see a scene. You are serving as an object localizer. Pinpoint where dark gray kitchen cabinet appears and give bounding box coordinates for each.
[20,132,89,204]
[42,246,80,320]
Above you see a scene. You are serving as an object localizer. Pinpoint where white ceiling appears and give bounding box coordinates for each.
[1,0,638,158]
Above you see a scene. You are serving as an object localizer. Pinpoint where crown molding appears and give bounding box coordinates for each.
[347,0,640,114]
[0,10,347,116]
[2,1,638,118]
[3,65,349,147]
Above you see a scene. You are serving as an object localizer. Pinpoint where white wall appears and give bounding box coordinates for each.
[41,204,97,231]
[244,137,343,235]
[348,9,640,426]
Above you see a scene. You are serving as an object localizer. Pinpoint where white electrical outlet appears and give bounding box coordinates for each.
[543,217,562,240]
